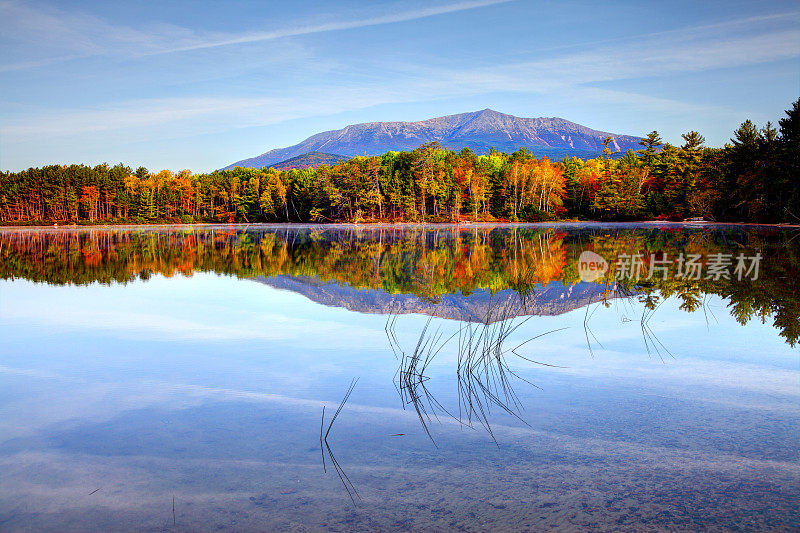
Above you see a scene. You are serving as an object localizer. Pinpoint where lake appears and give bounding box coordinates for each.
[0,223,798,531]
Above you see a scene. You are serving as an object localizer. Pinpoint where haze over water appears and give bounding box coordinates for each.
[0,223,798,531]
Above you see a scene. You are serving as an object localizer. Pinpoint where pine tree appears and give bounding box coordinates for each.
[636,130,662,169]
[779,98,800,220]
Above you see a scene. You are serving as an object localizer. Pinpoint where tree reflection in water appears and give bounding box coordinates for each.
[0,224,797,345]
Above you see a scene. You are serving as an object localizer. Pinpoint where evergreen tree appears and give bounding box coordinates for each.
[636,130,662,169]
[779,98,800,221]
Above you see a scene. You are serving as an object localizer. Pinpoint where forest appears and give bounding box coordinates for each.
[1,99,798,225]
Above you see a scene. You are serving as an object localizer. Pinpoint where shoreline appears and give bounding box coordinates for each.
[1,220,798,231]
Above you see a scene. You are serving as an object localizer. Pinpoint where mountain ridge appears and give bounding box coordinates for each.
[269,151,347,170]
[255,274,614,322]
[223,109,642,169]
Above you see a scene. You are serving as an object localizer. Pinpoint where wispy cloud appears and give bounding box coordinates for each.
[0,277,383,343]
[155,0,514,54]
[1,96,291,139]
[442,29,800,92]
[0,0,199,70]
[1,303,379,344]
[0,0,513,71]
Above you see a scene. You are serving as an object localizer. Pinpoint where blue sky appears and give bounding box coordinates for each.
[1,0,798,172]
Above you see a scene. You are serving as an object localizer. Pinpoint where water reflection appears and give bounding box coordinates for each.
[389,297,570,446]
[320,378,361,505]
[0,223,798,531]
[1,223,798,344]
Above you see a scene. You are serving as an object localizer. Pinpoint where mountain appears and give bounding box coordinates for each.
[224,109,642,169]
[269,151,348,170]
[256,275,614,322]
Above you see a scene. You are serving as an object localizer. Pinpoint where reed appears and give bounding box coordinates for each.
[387,294,566,444]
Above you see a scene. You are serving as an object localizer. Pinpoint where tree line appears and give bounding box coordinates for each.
[2,99,798,225]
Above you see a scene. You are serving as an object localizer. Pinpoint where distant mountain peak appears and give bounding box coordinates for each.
[223,110,641,170]
[479,107,505,116]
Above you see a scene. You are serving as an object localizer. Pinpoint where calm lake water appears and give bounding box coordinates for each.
[0,223,798,532]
